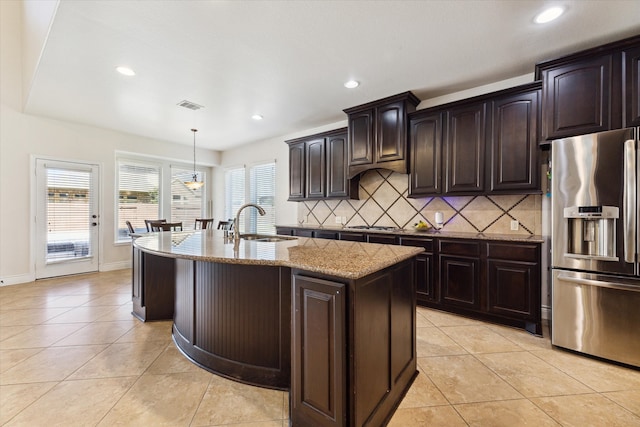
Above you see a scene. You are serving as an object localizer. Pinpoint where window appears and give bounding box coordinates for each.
[250,162,276,234]
[116,160,160,241]
[225,162,276,234]
[171,167,204,230]
[225,167,246,225]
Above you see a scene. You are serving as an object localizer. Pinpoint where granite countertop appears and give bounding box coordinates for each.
[277,224,545,243]
[133,230,423,280]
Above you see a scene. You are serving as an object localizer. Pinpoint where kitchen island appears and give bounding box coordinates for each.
[132,229,422,427]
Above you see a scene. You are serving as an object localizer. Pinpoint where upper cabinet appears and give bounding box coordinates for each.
[445,101,487,194]
[409,111,443,196]
[288,141,306,200]
[536,35,640,141]
[409,82,541,197]
[489,87,540,192]
[286,128,358,201]
[344,92,420,178]
[624,46,640,127]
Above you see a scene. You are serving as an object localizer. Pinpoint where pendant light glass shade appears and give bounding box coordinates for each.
[185,128,204,190]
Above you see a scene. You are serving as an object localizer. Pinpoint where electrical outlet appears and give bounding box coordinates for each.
[335,216,342,224]
[510,220,519,231]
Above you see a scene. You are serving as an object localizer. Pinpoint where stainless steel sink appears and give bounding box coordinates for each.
[240,234,297,242]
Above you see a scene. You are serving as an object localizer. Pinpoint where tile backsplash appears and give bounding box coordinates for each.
[298,170,542,235]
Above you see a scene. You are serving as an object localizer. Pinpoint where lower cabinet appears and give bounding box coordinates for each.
[399,236,436,304]
[131,247,175,321]
[279,226,543,334]
[292,275,346,427]
[291,259,417,427]
[486,242,541,334]
[439,240,481,310]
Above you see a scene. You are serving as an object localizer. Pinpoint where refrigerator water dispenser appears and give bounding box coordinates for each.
[564,206,618,261]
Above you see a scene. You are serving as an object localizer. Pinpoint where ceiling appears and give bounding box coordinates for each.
[24,1,640,151]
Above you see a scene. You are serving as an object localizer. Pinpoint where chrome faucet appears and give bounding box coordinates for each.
[233,203,266,249]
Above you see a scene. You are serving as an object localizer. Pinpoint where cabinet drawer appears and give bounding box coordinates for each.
[339,232,367,242]
[314,231,338,240]
[399,237,434,252]
[438,240,480,257]
[486,242,539,262]
[368,234,398,245]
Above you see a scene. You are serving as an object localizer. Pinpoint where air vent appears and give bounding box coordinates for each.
[177,100,204,110]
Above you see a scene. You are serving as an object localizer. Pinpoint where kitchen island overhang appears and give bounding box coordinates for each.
[133,230,422,426]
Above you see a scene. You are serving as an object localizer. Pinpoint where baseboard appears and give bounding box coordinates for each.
[541,304,551,320]
[100,260,131,272]
[0,272,36,287]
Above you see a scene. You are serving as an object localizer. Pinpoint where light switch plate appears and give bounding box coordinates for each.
[335,216,342,224]
[510,220,519,231]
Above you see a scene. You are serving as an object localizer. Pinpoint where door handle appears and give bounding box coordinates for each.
[623,139,635,263]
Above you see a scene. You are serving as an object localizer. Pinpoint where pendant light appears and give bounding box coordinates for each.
[184,128,204,190]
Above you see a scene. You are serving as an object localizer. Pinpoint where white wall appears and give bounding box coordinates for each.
[212,121,347,228]
[0,1,220,285]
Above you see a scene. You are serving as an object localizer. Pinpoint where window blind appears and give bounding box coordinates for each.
[225,167,246,228]
[117,161,160,240]
[171,167,204,230]
[45,167,92,261]
[250,162,276,234]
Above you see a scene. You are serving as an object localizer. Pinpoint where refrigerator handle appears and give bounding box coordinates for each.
[624,139,636,263]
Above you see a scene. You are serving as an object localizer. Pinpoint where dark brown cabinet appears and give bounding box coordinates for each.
[539,54,617,139]
[326,132,351,198]
[275,225,543,333]
[344,92,420,178]
[445,102,487,193]
[489,87,540,192]
[486,242,541,334]
[624,46,640,127]
[306,137,326,198]
[288,141,305,200]
[536,35,640,140]
[131,247,175,322]
[292,275,346,427]
[409,83,541,197]
[439,240,481,310]
[286,128,357,200]
[400,237,436,304]
[291,259,417,427]
[409,111,443,196]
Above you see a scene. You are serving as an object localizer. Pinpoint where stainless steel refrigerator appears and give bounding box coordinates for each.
[551,127,640,368]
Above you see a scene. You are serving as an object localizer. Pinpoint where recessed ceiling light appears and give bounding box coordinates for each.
[116,66,136,76]
[344,80,360,89]
[251,114,264,121]
[534,6,564,24]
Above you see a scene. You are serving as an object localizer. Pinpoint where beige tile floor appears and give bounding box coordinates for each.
[1,269,639,426]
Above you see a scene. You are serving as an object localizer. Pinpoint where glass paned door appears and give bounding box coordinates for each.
[36,159,99,279]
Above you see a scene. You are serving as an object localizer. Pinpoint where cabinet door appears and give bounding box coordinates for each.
[445,103,486,193]
[306,138,326,198]
[440,255,480,310]
[348,110,374,166]
[409,112,443,196]
[376,101,405,163]
[542,55,615,139]
[327,132,349,198]
[288,142,305,200]
[490,90,540,192]
[292,275,346,427]
[415,253,436,303]
[439,240,481,310]
[624,46,640,127]
[487,259,538,321]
